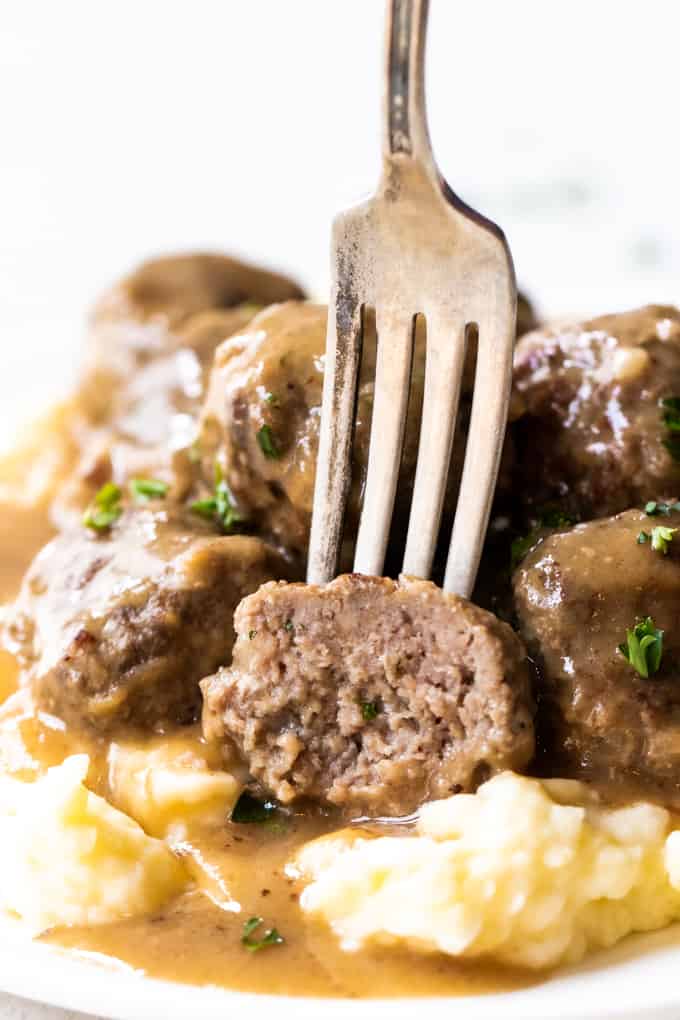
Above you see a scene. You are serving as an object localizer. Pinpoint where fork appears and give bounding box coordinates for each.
[307,0,516,597]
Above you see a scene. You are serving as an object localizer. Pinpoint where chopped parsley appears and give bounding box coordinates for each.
[510,507,576,569]
[360,700,379,721]
[645,500,680,517]
[510,532,539,569]
[130,478,169,502]
[248,629,257,641]
[661,397,680,431]
[660,398,680,460]
[190,465,244,533]
[618,617,664,679]
[637,526,677,553]
[83,482,123,532]
[231,792,281,825]
[283,619,294,633]
[241,916,284,953]
[264,392,280,406]
[535,508,575,529]
[257,424,280,460]
[651,525,677,554]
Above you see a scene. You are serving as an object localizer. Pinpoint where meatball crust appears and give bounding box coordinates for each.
[512,304,680,521]
[6,506,290,732]
[198,301,523,566]
[202,574,534,817]
[513,507,680,804]
[54,253,304,529]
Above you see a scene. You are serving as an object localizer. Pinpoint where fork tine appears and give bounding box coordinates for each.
[353,308,415,576]
[306,284,364,586]
[443,307,515,596]
[402,316,467,579]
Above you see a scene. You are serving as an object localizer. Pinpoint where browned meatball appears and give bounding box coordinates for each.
[85,252,305,388]
[512,304,680,521]
[202,574,534,817]
[5,505,291,732]
[198,301,525,566]
[513,506,680,805]
[53,254,304,528]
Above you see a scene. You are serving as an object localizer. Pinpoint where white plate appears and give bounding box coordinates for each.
[2,923,680,1020]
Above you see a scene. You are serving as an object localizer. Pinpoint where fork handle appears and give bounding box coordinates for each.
[384,0,435,169]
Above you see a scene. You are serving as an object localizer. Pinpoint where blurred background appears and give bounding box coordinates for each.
[2,0,679,447]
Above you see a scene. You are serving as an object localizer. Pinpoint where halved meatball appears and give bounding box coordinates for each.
[201,574,534,817]
[53,254,304,528]
[513,507,680,804]
[512,304,680,521]
[5,505,290,732]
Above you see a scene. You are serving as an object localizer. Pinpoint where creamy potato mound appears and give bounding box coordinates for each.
[294,772,680,969]
[0,755,186,933]
[108,735,242,842]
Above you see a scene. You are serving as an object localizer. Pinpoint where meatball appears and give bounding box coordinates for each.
[85,251,305,389]
[54,253,304,528]
[198,301,523,566]
[513,506,680,803]
[512,304,680,521]
[201,574,534,817]
[6,505,290,732]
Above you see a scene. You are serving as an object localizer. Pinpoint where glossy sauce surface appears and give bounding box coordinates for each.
[0,406,535,998]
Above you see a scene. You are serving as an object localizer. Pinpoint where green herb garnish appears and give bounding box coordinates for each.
[645,501,680,517]
[536,508,575,529]
[360,700,379,721]
[248,629,257,641]
[130,478,169,502]
[661,397,680,431]
[510,507,576,569]
[190,465,244,533]
[284,619,294,633]
[510,532,539,569]
[257,425,280,460]
[618,617,664,679]
[637,526,676,553]
[264,392,280,406]
[660,398,680,460]
[651,525,677,554]
[241,916,284,953]
[83,482,123,532]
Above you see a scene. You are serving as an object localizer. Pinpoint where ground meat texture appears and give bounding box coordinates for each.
[511,304,680,522]
[513,507,680,804]
[5,506,290,732]
[201,574,534,817]
[198,301,525,567]
[52,254,304,529]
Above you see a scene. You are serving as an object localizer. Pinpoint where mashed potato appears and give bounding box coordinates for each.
[108,735,242,842]
[293,771,680,969]
[0,755,186,933]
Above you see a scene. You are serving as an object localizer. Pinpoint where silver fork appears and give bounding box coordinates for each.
[307,0,516,597]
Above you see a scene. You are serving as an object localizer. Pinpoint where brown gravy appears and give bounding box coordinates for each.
[0,405,542,998]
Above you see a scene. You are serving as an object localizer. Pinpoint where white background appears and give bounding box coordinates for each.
[0,3,679,1016]
[2,0,680,449]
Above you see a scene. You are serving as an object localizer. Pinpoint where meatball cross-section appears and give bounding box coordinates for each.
[202,574,534,817]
